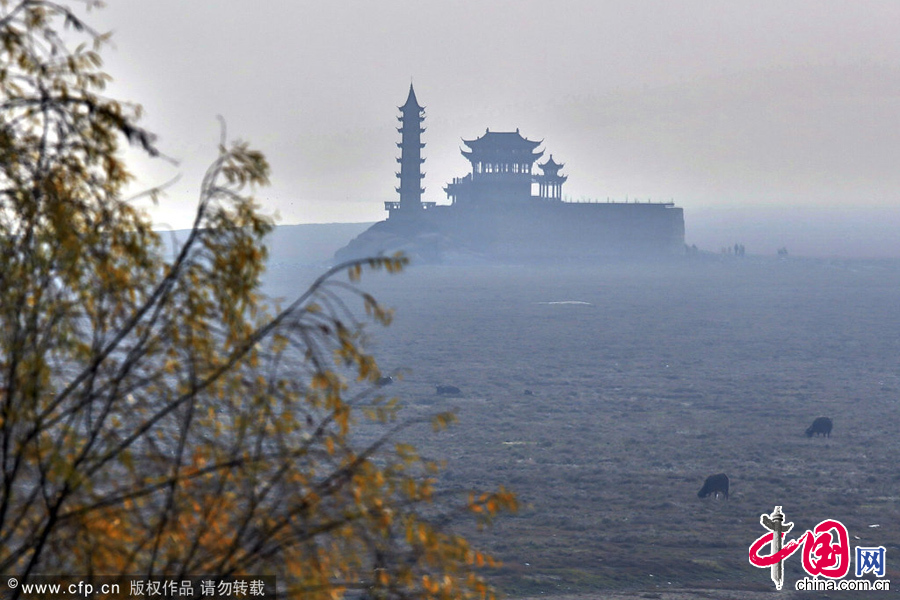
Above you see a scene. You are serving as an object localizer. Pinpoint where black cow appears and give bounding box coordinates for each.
[436,385,461,396]
[806,417,833,438]
[698,473,729,499]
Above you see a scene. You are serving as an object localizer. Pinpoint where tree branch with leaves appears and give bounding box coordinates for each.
[0,2,515,598]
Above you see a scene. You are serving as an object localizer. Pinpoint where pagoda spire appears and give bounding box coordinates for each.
[400,82,423,111]
[393,83,425,213]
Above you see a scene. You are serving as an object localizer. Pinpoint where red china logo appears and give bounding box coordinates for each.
[749,506,889,592]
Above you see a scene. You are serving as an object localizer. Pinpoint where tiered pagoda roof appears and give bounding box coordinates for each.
[460,128,544,164]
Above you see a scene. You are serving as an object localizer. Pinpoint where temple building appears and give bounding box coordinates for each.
[444,130,572,205]
[445,129,544,205]
[336,85,685,262]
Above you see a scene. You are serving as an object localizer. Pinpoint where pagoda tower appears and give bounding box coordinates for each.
[390,84,426,215]
[537,155,567,200]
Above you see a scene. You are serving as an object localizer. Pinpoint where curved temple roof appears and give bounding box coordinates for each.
[462,127,542,150]
[460,128,544,164]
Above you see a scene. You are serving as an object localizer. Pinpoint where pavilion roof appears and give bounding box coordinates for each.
[539,154,564,171]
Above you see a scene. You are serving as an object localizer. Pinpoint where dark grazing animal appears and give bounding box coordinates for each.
[806,416,833,438]
[698,473,729,499]
[376,376,394,387]
[436,385,461,396]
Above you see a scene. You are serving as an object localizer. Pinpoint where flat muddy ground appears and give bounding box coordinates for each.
[266,256,900,598]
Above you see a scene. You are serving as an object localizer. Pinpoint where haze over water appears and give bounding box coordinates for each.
[93,2,900,258]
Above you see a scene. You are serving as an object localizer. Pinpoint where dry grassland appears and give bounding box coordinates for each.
[267,256,900,598]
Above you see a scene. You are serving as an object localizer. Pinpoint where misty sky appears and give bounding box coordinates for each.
[91,1,900,230]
